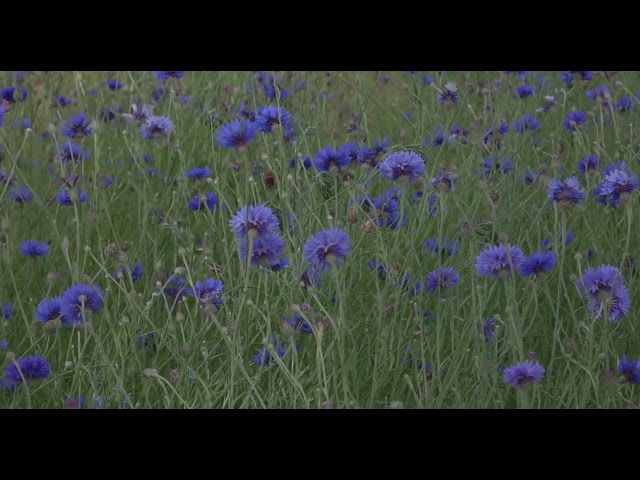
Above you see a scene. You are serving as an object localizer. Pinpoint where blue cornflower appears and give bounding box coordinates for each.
[513,113,540,133]
[593,169,639,207]
[140,115,173,140]
[617,356,640,384]
[424,125,448,148]
[188,278,224,310]
[152,71,185,81]
[432,171,458,192]
[578,264,631,323]
[239,233,286,268]
[60,141,89,164]
[229,205,279,240]
[436,82,459,104]
[379,150,425,182]
[299,266,322,289]
[560,71,593,84]
[483,156,513,176]
[19,240,50,258]
[358,138,390,168]
[547,177,585,204]
[523,169,539,184]
[184,166,211,180]
[238,101,257,121]
[425,267,460,294]
[61,112,93,139]
[283,313,314,335]
[313,146,351,173]
[450,125,469,144]
[1,302,12,320]
[616,96,635,112]
[254,105,292,133]
[104,79,123,90]
[483,121,509,149]
[13,118,30,129]
[64,396,87,409]
[304,228,351,271]
[10,187,32,203]
[60,284,104,322]
[0,339,7,350]
[577,155,602,174]
[188,192,219,212]
[520,250,557,277]
[422,236,461,257]
[216,119,258,150]
[53,95,74,107]
[516,85,533,98]
[35,297,71,326]
[57,189,88,206]
[163,274,188,303]
[1,86,28,102]
[563,111,587,131]
[122,103,153,123]
[261,74,289,102]
[484,318,496,344]
[586,85,610,103]
[338,142,359,164]
[253,336,289,368]
[290,156,312,169]
[5,356,50,383]
[475,244,525,279]
[114,263,144,282]
[503,360,545,387]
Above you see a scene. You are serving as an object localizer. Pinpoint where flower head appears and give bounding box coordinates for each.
[561,71,593,84]
[593,169,639,207]
[304,228,351,271]
[436,82,459,104]
[475,244,525,279]
[229,205,279,239]
[577,155,602,174]
[547,177,585,204]
[577,264,631,323]
[563,111,587,131]
[19,240,49,258]
[358,138,390,168]
[516,85,533,98]
[152,71,185,81]
[6,356,50,384]
[140,115,173,140]
[254,105,292,133]
[216,119,258,149]
[617,356,640,384]
[253,336,298,367]
[520,250,557,277]
[379,150,425,182]
[10,187,31,203]
[184,166,211,180]
[422,236,461,257]
[188,278,224,310]
[57,189,88,206]
[114,263,144,282]
[35,297,72,326]
[503,360,545,387]
[239,233,286,268]
[122,103,153,123]
[1,86,28,103]
[60,141,90,164]
[425,267,460,294]
[513,113,540,133]
[188,192,219,212]
[61,112,93,139]
[313,146,351,173]
[60,283,104,323]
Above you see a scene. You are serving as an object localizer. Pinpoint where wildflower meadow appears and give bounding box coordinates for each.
[0,70,638,409]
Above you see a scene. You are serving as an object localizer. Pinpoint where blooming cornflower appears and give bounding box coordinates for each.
[104,79,123,90]
[563,111,587,131]
[422,236,461,257]
[114,263,144,282]
[450,125,469,144]
[593,169,639,207]
[586,85,610,103]
[57,189,88,206]
[122,103,153,123]
[152,71,185,81]
[216,119,258,149]
[304,228,351,271]
[1,86,28,102]
[578,155,602,174]
[290,156,312,169]
[520,250,557,277]
[184,166,211,180]
[503,360,545,387]
[19,240,50,258]
[604,161,631,176]
[432,171,458,192]
[10,187,32,203]
[338,142,359,164]
[53,95,74,107]
[475,244,525,279]
[60,141,89,164]
[547,177,585,204]
[188,192,219,212]
[358,137,390,168]
[379,150,425,182]
[424,125,447,148]
[5,356,50,384]
[523,169,539,184]
[229,205,279,240]
[0,339,7,350]
[35,297,71,326]
[483,156,513,176]
[536,95,556,113]
[541,230,575,250]
[425,267,460,294]
[163,274,188,303]
[283,313,314,335]
[60,283,104,322]
[188,278,224,310]
[513,113,540,133]
[239,233,286,268]
[1,302,12,320]
[254,336,290,367]
[617,356,640,384]
[64,395,87,409]
[254,105,292,133]
[313,146,351,173]
[436,82,459,104]
[516,85,533,98]
[140,115,173,140]
[483,121,509,150]
[61,112,93,139]
[561,71,593,84]
[616,96,635,112]
[261,74,289,102]
[577,264,631,323]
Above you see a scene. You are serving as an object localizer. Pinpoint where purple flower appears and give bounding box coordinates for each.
[313,146,351,173]
[283,313,314,335]
[184,166,212,180]
[436,82,459,104]
[577,155,602,174]
[1,302,12,320]
[337,142,359,164]
[432,171,458,192]
[425,267,460,294]
[547,177,585,204]
[10,187,31,203]
[593,169,639,207]
[304,228,351,271]
[0,339,7,350]
[35,297,71,326]
[60,141,89,164]
[216,119,258,149]
[425,125,448,148]
[577,264,631,323]
[254,105,292,133]
[358,138,390,168]
[60,283,104,323]
[5,356,50,383]
[254,336,294,367]
[563,111,587,131]
[516,85,533,98]
[561,71,593,84]
[520,250,557,277]
[483,157,513,176]
[617,356,640,384]
[475,244,525,279]
[114,263,144,282]
[513,113,540,133]
[152,71,185,81]
[140,115,173,140]
[483,121,509,148]
[503,360,545,387]
[450,125,469,144]
[422,236,461,257]
[229,205,279,239]
[616,96,635,112]
[19,240,50,258]
[379,150,425,182]
[239,233,286,268]
[188,192,219,212]
[586,85,610,103]
[104,79,123,90]
[1,86,28,103]
[122,103,154,123]
[61,112,93,139]
[188,278,224,310]
[57,189,88,206]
